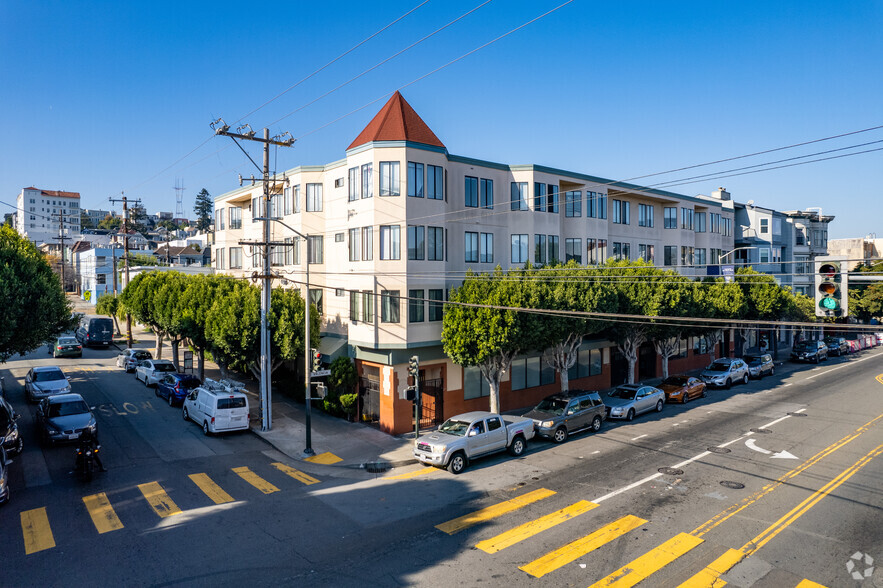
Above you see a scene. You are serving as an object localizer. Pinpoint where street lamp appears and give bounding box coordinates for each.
[718,246,759,265]
[254,216,316,457]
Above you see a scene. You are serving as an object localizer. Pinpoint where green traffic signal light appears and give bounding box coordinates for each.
[819,297,838,310]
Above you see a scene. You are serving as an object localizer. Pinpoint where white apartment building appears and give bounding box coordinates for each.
[15,187,81,245]
[213,92,735,434]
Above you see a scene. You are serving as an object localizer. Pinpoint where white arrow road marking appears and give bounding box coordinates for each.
[745,438,798,459]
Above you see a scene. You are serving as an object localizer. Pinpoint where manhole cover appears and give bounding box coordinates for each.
[750,428,773,434]
[787,412,808,417]
[720,481,745,489]
[708,446,732,454]
[658,467,684,476]
[363,462,389,473]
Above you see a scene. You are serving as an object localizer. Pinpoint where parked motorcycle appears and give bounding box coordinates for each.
[76,444,96,482]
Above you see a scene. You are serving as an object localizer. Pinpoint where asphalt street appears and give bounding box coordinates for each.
[1,342,881,587]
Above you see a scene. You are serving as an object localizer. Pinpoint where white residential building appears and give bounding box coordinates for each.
[15,187,81,246]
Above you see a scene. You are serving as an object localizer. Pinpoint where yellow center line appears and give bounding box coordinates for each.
[384,466,443,480]
[233,466,280,494]
[138,481,183,518]
[20,507,55,555]
[681,444,883,586]
[876,373,883,386]
[478,500,598,554]
[435,488,556,535]
[189,473,235,504]
[519,514,646,578]
[692,411,883,537]
[82,492,124,533]
[590,532,704,588]
[271,462,320,485]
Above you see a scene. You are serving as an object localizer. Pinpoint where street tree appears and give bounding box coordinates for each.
[178,275,234,380]
[152,272,189,369]
[696,277,745,359]
[204,280,260,378]
[650,274,701,379]
[98,215,122,231]
[120,271,169,358]
[194,188,213,232]
[735,267,791,354]
[0,226,78,361]
[95,293,122,336]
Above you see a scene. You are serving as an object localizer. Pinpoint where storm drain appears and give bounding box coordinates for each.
[362,462,390,473]
[707,446,732,454]
[787,412,808,417]
[750,428,773,434]
[720,481,745,490]
[658,467,684,476]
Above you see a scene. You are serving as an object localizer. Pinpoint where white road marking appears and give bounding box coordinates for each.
[805,353,879,379]
[795,408,807,413]
[631,434,647,441]
[593,472,662,503]
[672,451,712,469]
[719,435,746,448]
[592,450,600,454]
[745,438,798,460]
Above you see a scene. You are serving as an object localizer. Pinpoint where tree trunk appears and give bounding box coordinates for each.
[738,328,752,356]
[618,334,645,385]
[543,334,583,393]
[154,330,165,359]
[197,348,205,381]
[705,330,723,360]
[479,349,516,414]
[111,315,121,337]
[653,336,680,380]
[171,338,180,371]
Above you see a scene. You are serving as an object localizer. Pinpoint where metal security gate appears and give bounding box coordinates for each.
[359,377,381,423]
[419,378,444,428]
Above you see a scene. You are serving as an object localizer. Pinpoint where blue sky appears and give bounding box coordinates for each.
[2,0,880,238]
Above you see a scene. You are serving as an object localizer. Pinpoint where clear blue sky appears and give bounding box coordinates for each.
[2,0,880,238]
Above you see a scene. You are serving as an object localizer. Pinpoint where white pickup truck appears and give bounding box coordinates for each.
[413,411,535,474]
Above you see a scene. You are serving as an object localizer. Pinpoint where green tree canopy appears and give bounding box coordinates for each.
[0,226,77,360]
[194,188,213,232]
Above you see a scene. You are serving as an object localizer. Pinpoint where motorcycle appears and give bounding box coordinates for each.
[76,444,98,482]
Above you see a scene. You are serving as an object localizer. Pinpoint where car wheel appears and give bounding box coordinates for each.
[770,367,774,376]
[725,378,732,390]
[448,452,466,474]
[508,435,527,456]
[168,394,174,407]
[591,415,602,432]
[742,374,749,385]
[626,409,635,422]
[682,391,690,404]
[154,387,160,398]
[552,427,568,444]
[182,407,189,421]
[203,421,210,436]
[655,400,664,412]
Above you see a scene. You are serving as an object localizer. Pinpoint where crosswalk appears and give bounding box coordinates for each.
[435,487,830,587]
[17,461,320,556]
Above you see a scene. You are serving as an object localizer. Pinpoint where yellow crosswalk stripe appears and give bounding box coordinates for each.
[477,500,599,554]
[435,488,556,535]
[21,507,56,555]
[233,466,280,494]
[271,462,320,485]
[304,451,343,465]
[795,580,828,588]
[677,548,742,588]
[189,473,235,504]
[138,481,183,518]
[590,532,704,587]
[83,492,124,533]
[384,467,443,480]
[519,514,646,578]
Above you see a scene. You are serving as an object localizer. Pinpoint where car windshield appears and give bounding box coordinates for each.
[662,377,688,386]
[609,388,637,399]
[58,337,78,345]
[439,419,470,436]
[34,369,65,382]
[134,351,152,360]
[155,363,176,372]
[706,362,731,372]
[48,400,90,418]
[743,355,759,363]
[794,343,812,351]
[534,398,569,415]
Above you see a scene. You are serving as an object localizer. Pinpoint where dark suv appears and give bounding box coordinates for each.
[0,395,22,456]
[524,390,607,443]
[791,340,828,363]
[824,336,849,357]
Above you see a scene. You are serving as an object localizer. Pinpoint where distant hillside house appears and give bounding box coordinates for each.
[154,244,204,266]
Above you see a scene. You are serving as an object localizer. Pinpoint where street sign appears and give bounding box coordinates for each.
[310,369,331,377]
[183,350,193,370]
[722,265,735,283]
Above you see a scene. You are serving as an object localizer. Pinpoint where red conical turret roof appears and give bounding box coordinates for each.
[347,92,445,151]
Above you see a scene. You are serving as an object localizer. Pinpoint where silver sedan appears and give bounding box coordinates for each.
[605,384,665,421]
[135,359,176,386]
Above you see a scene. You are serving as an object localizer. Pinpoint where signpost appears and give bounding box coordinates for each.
[310,369,331,378]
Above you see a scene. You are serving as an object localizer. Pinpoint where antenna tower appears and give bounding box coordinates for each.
[174,178,185,219]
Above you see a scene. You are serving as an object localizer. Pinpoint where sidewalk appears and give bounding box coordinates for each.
[68,294,418,472]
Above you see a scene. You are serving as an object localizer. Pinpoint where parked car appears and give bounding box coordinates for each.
[135,359,177,386]
[875,332,883,345]
[413,411,535,474]
[700,358,750,389]
[791,340,828,364]
[25,366,72,402]
[47,336,82,358]
[659,375,707,403]
[116,349,153,372]
[524,390,606,443]
[75,316,115,348]
[605,384,665,420]
[0,446,10,505]
[743,353,775,378]
[182,379,250,436]
[0,395,22,456]
[824,336,849,357]
[35,393,96,446]
[155,373,201,406]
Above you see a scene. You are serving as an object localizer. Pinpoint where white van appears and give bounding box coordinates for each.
[182,379,250,435]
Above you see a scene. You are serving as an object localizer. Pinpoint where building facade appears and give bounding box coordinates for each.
[213,93,736,434]
[15,187,81,246]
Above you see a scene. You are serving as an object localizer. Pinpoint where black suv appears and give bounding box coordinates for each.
[824,336,849,357]
[0,395,22,456]
[791,340,828,364]
[524,390,607,443]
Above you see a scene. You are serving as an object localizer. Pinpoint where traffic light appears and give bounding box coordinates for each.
[408,355,419,381]
[814,258,849,317]
[311,348,321,373]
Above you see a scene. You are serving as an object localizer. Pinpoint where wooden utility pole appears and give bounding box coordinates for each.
[53,210,69,292]
[109,193,141,348]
